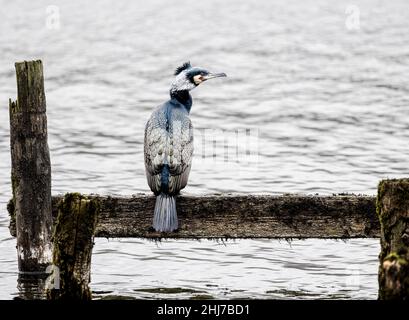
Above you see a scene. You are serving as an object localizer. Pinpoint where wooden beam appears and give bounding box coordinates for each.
[9,194,380,239]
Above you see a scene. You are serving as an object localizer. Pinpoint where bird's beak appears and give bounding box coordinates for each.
[202,72,227,81]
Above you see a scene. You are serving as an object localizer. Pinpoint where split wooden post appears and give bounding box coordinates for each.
[9,60,53,274]
[47,193,99,300]
[377,179,409,300]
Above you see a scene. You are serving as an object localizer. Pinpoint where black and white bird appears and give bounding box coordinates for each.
[144,62,227,232]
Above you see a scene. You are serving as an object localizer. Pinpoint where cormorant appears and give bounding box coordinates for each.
[144,62,227,232]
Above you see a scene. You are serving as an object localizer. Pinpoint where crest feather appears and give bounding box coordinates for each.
[174,61,191,76]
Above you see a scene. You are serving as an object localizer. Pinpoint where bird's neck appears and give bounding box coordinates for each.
[170,90,192,112]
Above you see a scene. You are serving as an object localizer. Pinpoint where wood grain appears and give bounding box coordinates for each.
[8,193,380,239]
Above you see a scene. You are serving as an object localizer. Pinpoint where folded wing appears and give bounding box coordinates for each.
[144,104,194,195]
[144,108,168,194]
[168,110,193,194]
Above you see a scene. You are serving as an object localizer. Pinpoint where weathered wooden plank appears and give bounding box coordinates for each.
[8,194,379,239]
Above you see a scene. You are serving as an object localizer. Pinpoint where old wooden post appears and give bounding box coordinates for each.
[377,179,409,300]
[9,60,53,276]
[47,193,99,300]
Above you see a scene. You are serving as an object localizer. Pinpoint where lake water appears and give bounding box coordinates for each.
[0,0,408,299]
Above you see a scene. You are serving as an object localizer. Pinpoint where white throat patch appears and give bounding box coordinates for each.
[170,70,196,93]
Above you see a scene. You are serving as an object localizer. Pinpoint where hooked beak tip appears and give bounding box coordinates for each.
[204,72,227,80]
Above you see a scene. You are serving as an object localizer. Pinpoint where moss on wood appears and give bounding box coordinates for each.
[8,193,380,239]
[377,179,409,300]
[47,193,100,300]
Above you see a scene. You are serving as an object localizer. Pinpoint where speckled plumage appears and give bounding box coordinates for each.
[144,97,194,196]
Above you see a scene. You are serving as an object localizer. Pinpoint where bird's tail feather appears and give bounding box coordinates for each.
[153,193,178,232]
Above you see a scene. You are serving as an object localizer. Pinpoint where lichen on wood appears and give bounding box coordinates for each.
[47,193,99,300]
[377,179,409,300]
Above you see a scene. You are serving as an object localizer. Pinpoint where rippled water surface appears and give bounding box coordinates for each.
[1,0,408,299]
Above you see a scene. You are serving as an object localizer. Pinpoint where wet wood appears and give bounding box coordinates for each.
[377,179,409,300]
[8,193,379,239]
[47,193,99,300]
[9,60,52,272]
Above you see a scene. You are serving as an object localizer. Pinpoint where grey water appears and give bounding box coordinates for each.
[0,0,408,299]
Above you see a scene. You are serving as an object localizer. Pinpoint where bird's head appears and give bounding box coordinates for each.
[170,62,227,93]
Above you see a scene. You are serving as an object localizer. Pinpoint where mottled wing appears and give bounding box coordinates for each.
[168,108,194,194]
[144,107,168,194]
